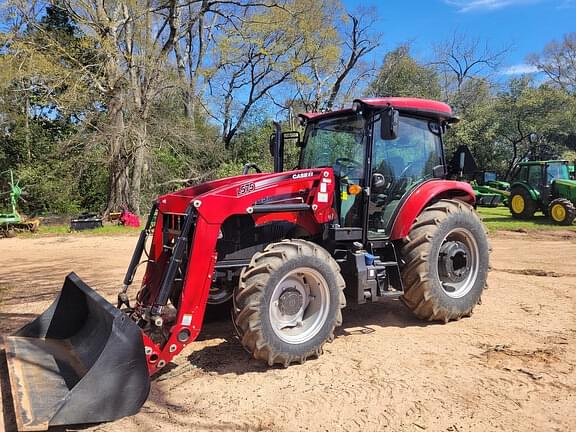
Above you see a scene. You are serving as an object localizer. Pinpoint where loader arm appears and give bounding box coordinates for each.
[132,168,337,374]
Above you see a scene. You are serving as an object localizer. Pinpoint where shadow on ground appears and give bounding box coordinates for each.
[1,297,435,431]
[176,298,435,377]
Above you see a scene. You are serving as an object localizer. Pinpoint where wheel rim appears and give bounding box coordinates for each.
[551,204,566,222]
[269,268,330,344]
[511,195,525,214]
[437,228,480,299]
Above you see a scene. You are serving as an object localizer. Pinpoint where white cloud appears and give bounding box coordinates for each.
[445,0,544,12]
[501,64,539,75]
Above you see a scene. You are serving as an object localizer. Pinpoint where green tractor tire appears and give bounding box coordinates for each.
[548,198,576,226]
[509,187,536,219]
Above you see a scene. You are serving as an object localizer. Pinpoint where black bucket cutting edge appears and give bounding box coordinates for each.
[4,273,150,431]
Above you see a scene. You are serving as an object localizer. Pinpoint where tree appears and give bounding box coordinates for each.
[209,0,338,147]
[19,0,195,214]
[0,2,104,214]
[4,1,214,213]
[528,32,576,94]
[292,8,379,112]
[368,44,441,99]
[493,78,576,179]
[432,32,508,112]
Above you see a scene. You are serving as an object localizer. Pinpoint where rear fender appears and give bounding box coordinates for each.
[389,180,476,240]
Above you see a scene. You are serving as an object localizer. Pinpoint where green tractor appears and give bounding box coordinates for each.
[509,160,576,225]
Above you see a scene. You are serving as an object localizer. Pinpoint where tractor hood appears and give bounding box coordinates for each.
[554,179,576,188]
[156,168,337,226]
[159,172,269,203]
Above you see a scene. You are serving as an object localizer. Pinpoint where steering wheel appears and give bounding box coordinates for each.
[383,162,416,199]
[334,158,363,176]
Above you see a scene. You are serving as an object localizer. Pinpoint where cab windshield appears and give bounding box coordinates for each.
[300,114,365,175]
[547,162,569,182]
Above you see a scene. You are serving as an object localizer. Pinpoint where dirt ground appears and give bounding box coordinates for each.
[1,231,575,432]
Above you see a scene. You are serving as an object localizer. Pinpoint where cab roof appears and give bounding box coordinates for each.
[299,97,457,123]
[518,160,569,166]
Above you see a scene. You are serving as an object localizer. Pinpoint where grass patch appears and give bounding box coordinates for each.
[477,206,576,232]
[10,207,576,237]
[17,224,140,238]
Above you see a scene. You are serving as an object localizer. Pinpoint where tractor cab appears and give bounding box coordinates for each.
[511,160,570,188]
[296,98,457,241]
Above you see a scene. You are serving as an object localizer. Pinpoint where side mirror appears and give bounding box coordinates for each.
[380,108,399,140]
[282,131,300,146]
[270,130,301,154]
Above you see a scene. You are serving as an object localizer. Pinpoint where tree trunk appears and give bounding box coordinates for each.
[24,91,31,161]
[105,92,131,214]
[130,121,147,214]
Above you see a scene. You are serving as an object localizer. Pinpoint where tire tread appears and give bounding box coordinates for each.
[401,199,489,322]
[233,239,346,366]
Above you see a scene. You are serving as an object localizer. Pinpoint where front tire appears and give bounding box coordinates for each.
[400,199,490,322]
[233,239,346,366]
[509,187,536,219]
[549,198,576,225]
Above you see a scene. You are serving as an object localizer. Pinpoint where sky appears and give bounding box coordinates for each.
[341,0,575,77]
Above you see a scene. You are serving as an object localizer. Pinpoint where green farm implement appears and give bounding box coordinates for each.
[471,172,510,207]
[448,146,509,207]
[0,170,39,237]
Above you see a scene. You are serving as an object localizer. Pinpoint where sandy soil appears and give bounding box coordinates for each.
[1,231,575,432]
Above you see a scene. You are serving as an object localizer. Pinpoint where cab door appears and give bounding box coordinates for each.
[367,114,444,239]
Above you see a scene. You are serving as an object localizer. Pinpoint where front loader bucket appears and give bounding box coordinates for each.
[4,273,150,431]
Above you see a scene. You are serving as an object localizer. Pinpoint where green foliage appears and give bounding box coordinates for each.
[219,122,275,177]
[17,161,82,214]
[368,45,441,100]
[446,77,576,179]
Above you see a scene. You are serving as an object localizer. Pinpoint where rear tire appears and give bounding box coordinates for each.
[400,199,490,322]
[233,239,346,366]
[548,198,576,225]
[509,187,536,219]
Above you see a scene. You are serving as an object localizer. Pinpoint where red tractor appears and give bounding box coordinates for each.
[3,98,489,430]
